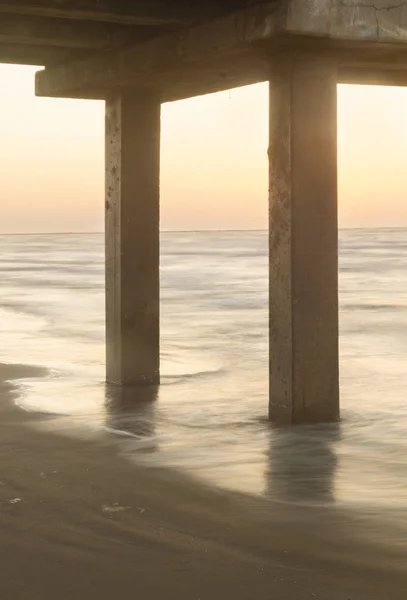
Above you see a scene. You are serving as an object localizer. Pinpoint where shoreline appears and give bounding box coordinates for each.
[1,362,406,599]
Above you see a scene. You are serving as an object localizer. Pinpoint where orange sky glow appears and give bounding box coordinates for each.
[0,64,406,233]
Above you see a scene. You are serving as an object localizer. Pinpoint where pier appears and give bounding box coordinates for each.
[3,0,407,423]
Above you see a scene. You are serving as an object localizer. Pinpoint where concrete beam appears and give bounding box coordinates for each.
[0,42,88,66]
[0,2,185,26]
[106,89,160,386]
[34,3,286,99]
[0,16,141,50]
[287,0,407,43]
[35,0,407,101]
[269,55,339,424]
[0,1,268,26]
[339,66,407,86]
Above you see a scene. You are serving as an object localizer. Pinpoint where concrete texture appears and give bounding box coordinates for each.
[105,89,160,386]
[268,55,339,424]
[287,0,407,42]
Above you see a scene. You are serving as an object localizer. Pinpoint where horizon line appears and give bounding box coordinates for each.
[1,226,407,236]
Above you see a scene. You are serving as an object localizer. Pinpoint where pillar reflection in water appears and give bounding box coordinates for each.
[105,384,159,453]
[265,423,341,505]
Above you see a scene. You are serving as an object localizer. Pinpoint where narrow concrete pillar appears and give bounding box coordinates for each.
[269,56,339,424]
[105,89,160,385]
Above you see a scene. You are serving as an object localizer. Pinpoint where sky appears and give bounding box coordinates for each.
[0,64,407,233]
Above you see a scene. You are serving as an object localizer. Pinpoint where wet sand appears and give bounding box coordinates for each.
[1,363,406,600]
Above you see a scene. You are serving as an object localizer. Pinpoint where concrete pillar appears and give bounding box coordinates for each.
[268,56,339,424]
[105,89,160,385]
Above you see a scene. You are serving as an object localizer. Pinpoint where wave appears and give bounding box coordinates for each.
[162,366,225,385]
[101,426,159,447]
[343,303,405,312]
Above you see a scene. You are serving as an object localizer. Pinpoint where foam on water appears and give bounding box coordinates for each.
[1,230,407,513]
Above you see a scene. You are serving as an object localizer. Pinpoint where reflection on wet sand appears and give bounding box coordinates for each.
[105,384,158,452]
[265,424,341,505]
[1,367,406,599]
[103,384,342,507]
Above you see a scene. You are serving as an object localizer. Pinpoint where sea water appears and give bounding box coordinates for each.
[1,229,407,512]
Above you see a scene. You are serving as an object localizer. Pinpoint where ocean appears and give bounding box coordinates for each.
[1,229,407,513]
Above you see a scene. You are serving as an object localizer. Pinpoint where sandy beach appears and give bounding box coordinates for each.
[0,363,406,600]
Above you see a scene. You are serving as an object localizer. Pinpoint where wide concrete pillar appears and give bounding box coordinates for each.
[105,89,160,385]
[269,56,339,424]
